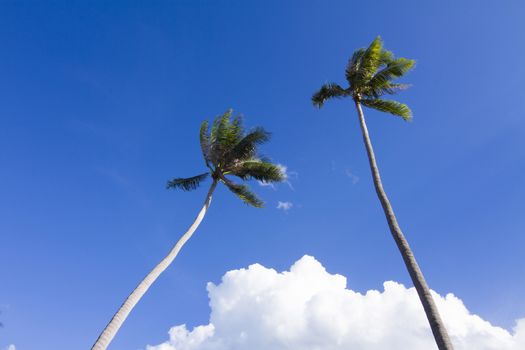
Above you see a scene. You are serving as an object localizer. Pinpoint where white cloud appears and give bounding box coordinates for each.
[4,345,16,350]
[146,256,525,350]
[331,162,360,185]
[276,201,293,211]
[344,167,359,185]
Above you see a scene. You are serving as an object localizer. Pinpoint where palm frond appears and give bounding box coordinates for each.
[363,83,411,98]
[209,109,244,164]
[209,111,226,146]
[166,172,209,191]
[361,36,383,71]
[219,113,243,150]
[209,109,231,149]
[199,120,211,163]
[348,48,366,67]
[345,48,365,85]
[380,83,411,95]
[312,83,348,108]
[379,48,394,66]
[345,36,384,88]
[356,36,384,84]
[361,98,412,121]
[231,160,285,183]
[222,178,263,207]
[225,127,271,163]
[368,57,415,90]
[220,113,242,149]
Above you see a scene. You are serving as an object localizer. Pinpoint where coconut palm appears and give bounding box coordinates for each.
[92,109,285,350]
[312,36,454,350]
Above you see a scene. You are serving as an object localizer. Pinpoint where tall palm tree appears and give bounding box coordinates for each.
[312,36,454,350]
[92,109,285,350]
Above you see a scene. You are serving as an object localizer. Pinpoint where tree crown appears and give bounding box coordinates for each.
[167,109,285,207]
[312,36,415,121]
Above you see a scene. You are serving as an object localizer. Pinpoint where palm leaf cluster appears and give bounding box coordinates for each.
[312,36,415,120]
[167,109,285,207]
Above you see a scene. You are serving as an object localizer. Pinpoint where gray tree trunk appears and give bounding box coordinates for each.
[91,180,218,350]
[354,101,454,350]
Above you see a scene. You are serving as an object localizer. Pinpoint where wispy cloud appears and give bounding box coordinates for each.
[344,167,360,185]
[276,201,293,211]
[332,161,360,185]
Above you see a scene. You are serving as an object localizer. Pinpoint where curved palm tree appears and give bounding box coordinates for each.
[92,109,285,350]
[312,36,454,350]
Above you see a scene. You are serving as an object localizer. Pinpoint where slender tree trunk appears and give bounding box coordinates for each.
[91,180,218,350]
[354,101,454,350]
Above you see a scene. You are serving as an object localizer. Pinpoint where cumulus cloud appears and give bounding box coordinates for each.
[4,345,16,350]
[276,201,293,211]
[146,256,525,350]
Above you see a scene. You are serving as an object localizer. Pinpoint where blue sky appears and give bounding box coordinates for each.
[1,1,524,349]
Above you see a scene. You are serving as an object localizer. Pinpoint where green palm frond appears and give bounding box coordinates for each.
[209,109,230,144]
[361,98,412,121]
[210,110,233,149]
[312,83,348,108]
[362,83,411,98]
[209,109,244,164]
[379,48,394,66]
[347,36,383,88]
[359,36,383,79]
[199,120,211,164]
[222,178,263,207]
[347,48,366,68]
[345,48,366,85]
[368,57,415,91]
[231,160,285,182]
[166,172,210,191]
[225,127,271,163]
[217,113,243,151]
[346,37,387,88]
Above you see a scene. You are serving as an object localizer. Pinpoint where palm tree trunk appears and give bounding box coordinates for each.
[91,179,218,350]
[354,101,454,350]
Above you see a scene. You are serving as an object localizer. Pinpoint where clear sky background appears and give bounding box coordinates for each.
[1,1,524,349]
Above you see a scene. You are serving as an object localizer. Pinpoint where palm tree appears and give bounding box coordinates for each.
[312,36,454,350]
[92,109,285,350]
